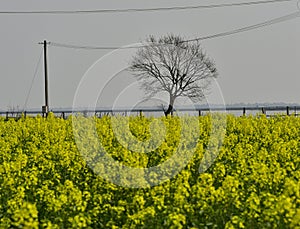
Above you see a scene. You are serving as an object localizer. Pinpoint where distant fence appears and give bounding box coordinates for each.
[0,106,299,120]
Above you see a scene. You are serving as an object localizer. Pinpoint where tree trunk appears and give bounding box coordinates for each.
[164,96,175,116]
[164,104,173,116]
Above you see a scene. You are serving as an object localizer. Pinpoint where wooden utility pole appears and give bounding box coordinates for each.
[41,40,49,115]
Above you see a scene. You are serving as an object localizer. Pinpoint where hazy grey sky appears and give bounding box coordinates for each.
[0,0,299,110]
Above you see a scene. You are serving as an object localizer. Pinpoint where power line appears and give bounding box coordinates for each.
[48,11,300,50]
[49,42,141,50]
[185,11,300,42]
[0,0,293,14]
[23,48,43,111]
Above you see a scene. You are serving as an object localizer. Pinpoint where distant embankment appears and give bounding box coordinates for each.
[0,105,299,119]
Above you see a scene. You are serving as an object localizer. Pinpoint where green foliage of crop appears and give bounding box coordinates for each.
[0,113,300,228]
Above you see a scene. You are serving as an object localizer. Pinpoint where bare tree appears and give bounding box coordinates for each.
[129,34,218,116]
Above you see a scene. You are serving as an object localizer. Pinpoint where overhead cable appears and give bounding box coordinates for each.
[185,11,300,42]
[23,48,43,111]
[0,0,293,14]
[48,11,300,50]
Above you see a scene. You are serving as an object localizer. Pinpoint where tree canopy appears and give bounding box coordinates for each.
[130,34,218,116]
